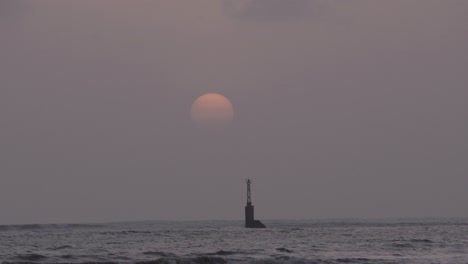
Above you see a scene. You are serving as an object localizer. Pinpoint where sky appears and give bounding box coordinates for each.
[1,0,467,224]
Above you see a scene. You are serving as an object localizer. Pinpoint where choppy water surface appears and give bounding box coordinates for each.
[1,219,467,264]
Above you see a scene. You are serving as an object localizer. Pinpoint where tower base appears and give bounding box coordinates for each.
[246,220,266,228]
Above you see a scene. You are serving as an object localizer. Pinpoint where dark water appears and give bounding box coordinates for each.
[1,219,467,264]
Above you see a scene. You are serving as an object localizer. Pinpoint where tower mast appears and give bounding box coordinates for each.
[246,178,252,206]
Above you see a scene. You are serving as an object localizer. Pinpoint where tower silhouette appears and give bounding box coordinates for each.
[245,179,266,228]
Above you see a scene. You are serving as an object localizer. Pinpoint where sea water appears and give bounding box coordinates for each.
[1,219,467,264]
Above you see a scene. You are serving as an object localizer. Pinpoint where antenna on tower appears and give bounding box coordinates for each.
[246,178,252,206]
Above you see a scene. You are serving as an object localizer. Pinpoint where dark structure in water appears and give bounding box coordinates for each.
[245,179,266,228]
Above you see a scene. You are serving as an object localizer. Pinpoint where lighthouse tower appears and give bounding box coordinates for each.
[245,179,266,228]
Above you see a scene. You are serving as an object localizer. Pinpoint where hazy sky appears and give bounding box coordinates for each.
[1,0,467,224]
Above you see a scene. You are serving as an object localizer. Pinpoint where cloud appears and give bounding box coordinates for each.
[223,0,326,21]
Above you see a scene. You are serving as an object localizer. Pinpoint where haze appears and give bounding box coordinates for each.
[1,0,467,224]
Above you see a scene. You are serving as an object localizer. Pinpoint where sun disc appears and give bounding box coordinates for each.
[191,93,234,126]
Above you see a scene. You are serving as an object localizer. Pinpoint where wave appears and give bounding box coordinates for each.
[275,248,294,253]
[278,220,468,229]
[4,262,120,264]
[14,254,47,261]
[138,256,227,264]
[143,251,177,257]
[390,243,414,248]
[206,250,238,256]
[334,258,373,263]
[389,238,434,249]
[0,224,102,232]
[1,256,402,264]
[409,239,433,243]
[98,230,153,235]
[48,245,73,250]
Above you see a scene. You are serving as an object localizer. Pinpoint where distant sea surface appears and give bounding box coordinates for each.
[1,219,467,264]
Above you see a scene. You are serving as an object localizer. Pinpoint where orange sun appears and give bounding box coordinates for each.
[191,93,234,126]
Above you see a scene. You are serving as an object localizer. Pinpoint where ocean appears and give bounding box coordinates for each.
[0,219,467,264]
